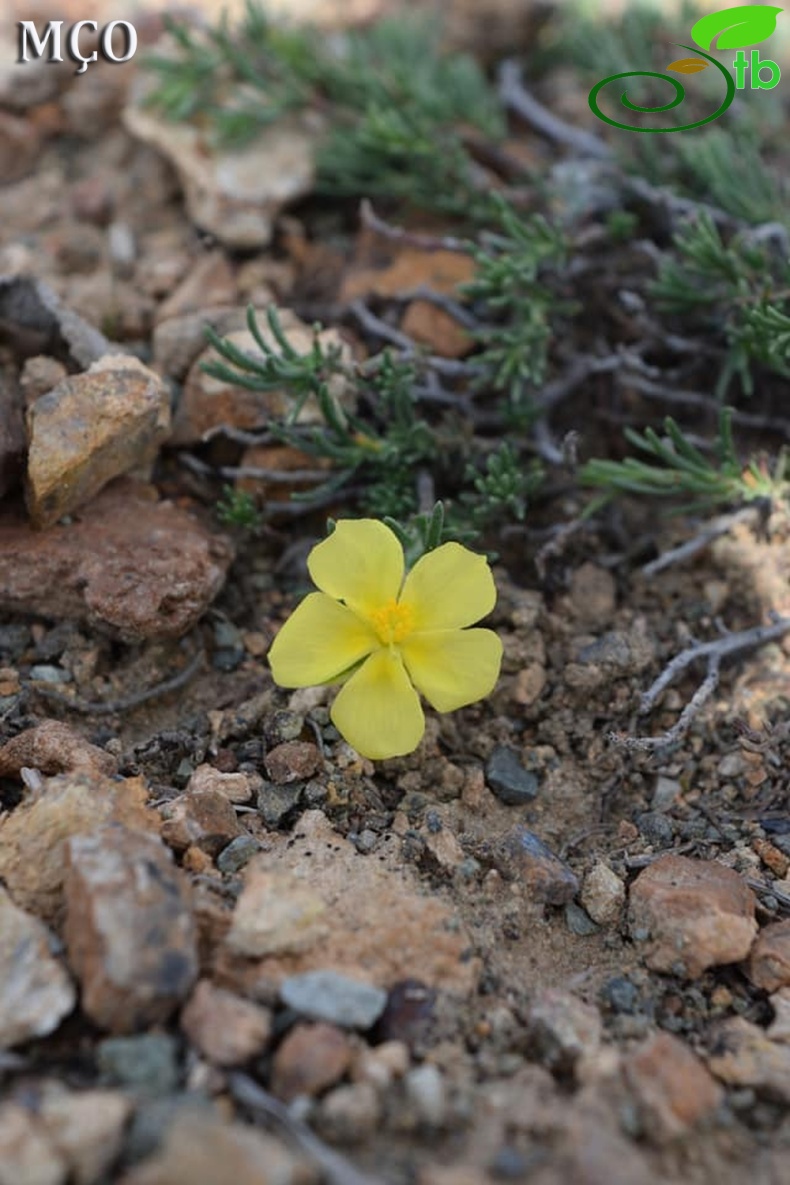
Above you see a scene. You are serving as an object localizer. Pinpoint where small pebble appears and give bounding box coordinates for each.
[600,977,641,1015]
[404,1063,446,1127]
[636,811,674,848]
[564,901,600,936]
[97,1034,179,1097]
[217,834,261,874]
[28,664,71,684]
[280,971,387,1030]
[257,780,304,828]
[485,745,539,805]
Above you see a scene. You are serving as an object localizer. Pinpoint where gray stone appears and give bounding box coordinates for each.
[0,887,76,1050]
[637,812,674,848]
[484,746,539,805]
[280,970,387,1030]
[257,780,304,828]
[564,901,600,936]
[97,1034,180,1098]
[28,665,71,685]
[217,834,261,874]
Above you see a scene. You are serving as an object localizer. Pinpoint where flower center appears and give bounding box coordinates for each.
[370,598,415,646]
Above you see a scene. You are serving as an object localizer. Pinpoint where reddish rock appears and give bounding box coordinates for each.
[64,824,198,1033]
[623,1031,722,1143]
[180,980,272,1066]
[25,355,170,529]
[0,479,233,640]
[628,855,757,978]
[0,721,115,780]
[0,887,76,1049]
[264,741,321,784]
[747,920,790,992]
[160,789,244,857]
[400,300,472,358]
[0,772,158,926]
[488,826,579,905]
[271,1022,353,1102]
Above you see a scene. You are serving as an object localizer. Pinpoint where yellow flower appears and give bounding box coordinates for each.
[268,519,503,760]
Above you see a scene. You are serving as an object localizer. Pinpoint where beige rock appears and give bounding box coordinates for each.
[0,887,76,1049]
[152,306,252,381]
[527,990,601,1077]
[746,919,790,992]
[117,1110,312,1185]
[38,1086,131,1185]
[187,763,261,804]
[225,868,329,958]
[180,979,272,1066]
[25,354,170,529]
[628,855,757,978]
[19,357,69,409]
[172,311,353,445]
[0,720,115,780]
[156,252,237,322]
[767,987,790,1042]
[580,862,625,927]
[0,479,233,639]
[707,1015,790,1101]
[271,1022,353,1101]
[351,1040,410,1090]
[623,1031,722,1143]
[64,824,198,1032]
[0,771,157,926]
[160,788,244,857]
[217,810,478,996]
[568,563,617,627]
[317,1080,381,1144]
[0,1105,66,1185]
[123,102,318,250]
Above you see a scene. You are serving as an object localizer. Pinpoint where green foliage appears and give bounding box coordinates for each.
[460,442,542,531]
[462,197,568,416]
[651,212,790,395]
[581,409,787,512]
[145,2,504,215]
[216,486,263,531]
[675,128,788,227]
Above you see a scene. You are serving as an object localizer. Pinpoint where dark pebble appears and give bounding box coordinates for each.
[0,624,31,660]
[564,901,599,936]
[97,1033,180,1097]
[490,826,579,905]
[217,833,260,873]
[257,779,304,828]
[371,979,437,1049]
[123,1095,213,1165]
[636,811,674,847]
[212,647,245,672]
[485,745,539,805]
[600,976,640,1014]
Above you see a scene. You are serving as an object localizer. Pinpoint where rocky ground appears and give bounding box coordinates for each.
[3,3,790,1185]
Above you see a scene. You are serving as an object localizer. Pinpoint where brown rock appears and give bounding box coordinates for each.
[568,563,617,627]
[747,919,790,991]
[316,1081,381,1145]
[25,355,170,529]
[0,720,115,780]
[0,887,76,1049]
[38,1086,131,1185]
[0,1104,66,1185]
[172,311,353,446]
[187,763,260,804]
[527,990,601,1077]
[0,479,233,639]
[123,103,318,250]
[340,246,475,302]
[0,771,157,926]
[156,252,237,322]
[236,444,330,504]
[64,824,198,1032]
[160,788,244,857]
[628,855,757,978]
[264,741,321,784]
[117,1110,312,1185]
[400,300,472,358]
[0,110,41,184]
[623,1031,722,1143]
[271,1022,353,1101]
[488,826,579,905]
[707,1015,790,1101]
[217,810,478,997]
[180,979,272,1066]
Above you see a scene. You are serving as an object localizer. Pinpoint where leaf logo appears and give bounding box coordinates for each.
[691,4,783,51]
[667,57,710,73]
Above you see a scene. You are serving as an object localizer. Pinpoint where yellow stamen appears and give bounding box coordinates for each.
[369,598,415,645]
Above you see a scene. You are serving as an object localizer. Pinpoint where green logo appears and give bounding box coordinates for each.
[588,4,782,132]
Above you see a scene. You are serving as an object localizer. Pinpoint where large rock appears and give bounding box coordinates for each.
[123,102,319,250]
[0,771,158,927]
[0,887,76,1049]
[25,355,170,529]
[64,824,198,1033]
[0,479,233,639]
[628,855,757,978]
[0,721,116,780]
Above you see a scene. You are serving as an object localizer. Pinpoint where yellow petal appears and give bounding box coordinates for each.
[401,628,502,711]
[330,649,424,760]
[268,592,377,687]
[399,542,496,630]
[307,519,404,618]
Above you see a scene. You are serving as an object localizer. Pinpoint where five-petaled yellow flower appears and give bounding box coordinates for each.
[268,519,503,760]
